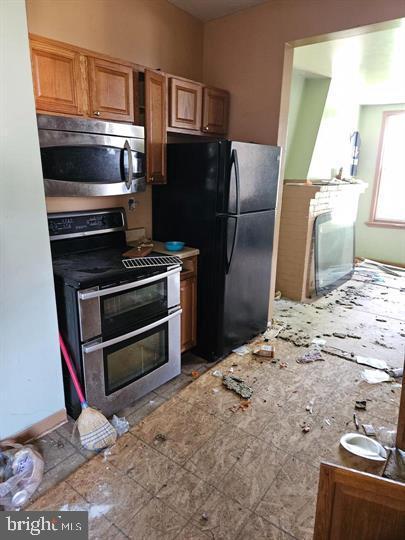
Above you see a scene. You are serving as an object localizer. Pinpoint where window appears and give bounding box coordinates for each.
[369,110,405,227]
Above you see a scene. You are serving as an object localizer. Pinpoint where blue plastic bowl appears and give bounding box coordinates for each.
[165,241,185,252]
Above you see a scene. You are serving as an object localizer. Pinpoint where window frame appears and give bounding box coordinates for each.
[367,109,405,229]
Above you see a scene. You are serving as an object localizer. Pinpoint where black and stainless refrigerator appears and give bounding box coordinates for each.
[153,140,280,361]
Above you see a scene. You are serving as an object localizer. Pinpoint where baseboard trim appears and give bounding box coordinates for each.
[1,409,67,444]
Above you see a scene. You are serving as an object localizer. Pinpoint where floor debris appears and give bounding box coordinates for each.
[212,369,223,378]
[111,415,129,437]
[253,344,275,358]
[361,369,391,384]
[353,413,360,430]
[356,356,388,370]
[222,375,253,399]
[191,370,201,378]
[362,424,376,437]
[153,433,167,445]
[279,361,288,369]
[297,347,324,364]
[232,345,251,356]
[355,400,367,411]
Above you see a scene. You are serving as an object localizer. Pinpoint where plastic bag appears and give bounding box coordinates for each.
[376,427,397,449]
[0,442,44,510]
[111,415,129,437]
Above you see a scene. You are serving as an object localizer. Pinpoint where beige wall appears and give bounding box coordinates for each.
[26,0,204,234]
[203,0,405,146]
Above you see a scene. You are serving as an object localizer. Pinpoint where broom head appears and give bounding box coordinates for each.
[77,407,117,450]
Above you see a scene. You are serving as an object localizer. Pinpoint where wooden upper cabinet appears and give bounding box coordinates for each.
[145,70,167,184]
[88,57,134,122]
[30,39,84,116]
[202,87,229,135]
[169,78,202,131]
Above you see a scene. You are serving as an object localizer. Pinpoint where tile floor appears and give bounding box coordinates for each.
[27,266,404,539]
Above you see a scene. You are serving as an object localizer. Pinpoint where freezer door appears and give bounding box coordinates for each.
[221,210,275,355]
[226,142,280,214]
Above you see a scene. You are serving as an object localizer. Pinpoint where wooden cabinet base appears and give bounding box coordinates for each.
[180,256,197,352]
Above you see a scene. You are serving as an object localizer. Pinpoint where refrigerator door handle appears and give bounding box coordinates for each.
[229,149,241,214]
[225,215,238,274]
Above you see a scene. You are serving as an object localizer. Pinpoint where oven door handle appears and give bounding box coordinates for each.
[82,308,182,354]
[78,266,181,300]
[124,140,133,190]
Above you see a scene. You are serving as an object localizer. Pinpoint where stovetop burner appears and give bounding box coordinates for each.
[48,209,179,289]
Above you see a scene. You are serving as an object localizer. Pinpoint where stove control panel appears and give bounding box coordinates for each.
[48,209,125,240]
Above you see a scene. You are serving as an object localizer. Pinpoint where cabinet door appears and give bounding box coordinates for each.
[145,69,167,184]
[169,78,202,131]
[314,463,405,540]
[202,87,229,135]
[180,276,197,352]
[88,57,134,122]
[30,39,84,116]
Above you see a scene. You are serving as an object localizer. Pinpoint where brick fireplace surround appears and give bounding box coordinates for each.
[276,182,366,301]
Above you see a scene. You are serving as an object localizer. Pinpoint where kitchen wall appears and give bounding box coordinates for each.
[285,75,331,179]
[0,0,66,439]
[203,0,405,146]
[355,103,405,265]
[26,0,204,235]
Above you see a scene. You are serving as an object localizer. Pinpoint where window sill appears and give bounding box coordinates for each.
[366,220,405,229]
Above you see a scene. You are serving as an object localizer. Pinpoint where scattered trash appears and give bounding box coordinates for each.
[361,369,391,384]
[111,415,129,437]
[297,346,324,363]
[362,424,376,437]
[324,418,331,426]
[263,321,285,340]
[376,427,396,449]
[153,433,167,445]
[376,317,387,322]
[333,332,346,339]
[232,345,251,356]
[229,400,251,413]
[212,388,219,394]
[212,369,223,378]
[383,448,405,482]
[201,512,209,522]
[253,344,275,358]
[340,433,387,461]
[301,422,311,433]
[278,328,311,347]
[306,399,314,414]
[222,375,253,399]
[311,338,326,346]
[228,367,234,373]
[0,442,44,510]
[191,370,200,379]
[279,361,288,369]
[321,345,356,363]
[355,400,367,411]
[386,367,403,378]
[102,447,112,461]
[347,333,361,339]
[356,356,388,370]
[274,290,282,301]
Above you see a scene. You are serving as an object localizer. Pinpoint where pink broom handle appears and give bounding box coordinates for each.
[59,333,88,407]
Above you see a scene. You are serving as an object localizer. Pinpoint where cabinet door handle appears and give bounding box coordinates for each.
[93,111,101,116]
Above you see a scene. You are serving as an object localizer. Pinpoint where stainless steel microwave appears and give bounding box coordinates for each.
[37,114,146,197]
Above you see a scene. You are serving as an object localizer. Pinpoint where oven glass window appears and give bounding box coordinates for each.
[104,324,168,395]
[102,280,167,336]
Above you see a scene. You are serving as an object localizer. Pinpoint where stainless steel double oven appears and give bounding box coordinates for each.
[49,209,181,418]
[78,268,181,416]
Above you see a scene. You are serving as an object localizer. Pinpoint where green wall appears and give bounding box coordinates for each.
[356,104,405,265]
[285,75,331,179]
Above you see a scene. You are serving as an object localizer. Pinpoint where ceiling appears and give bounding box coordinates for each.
[168,0,267,22]
[293,22,405,104]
